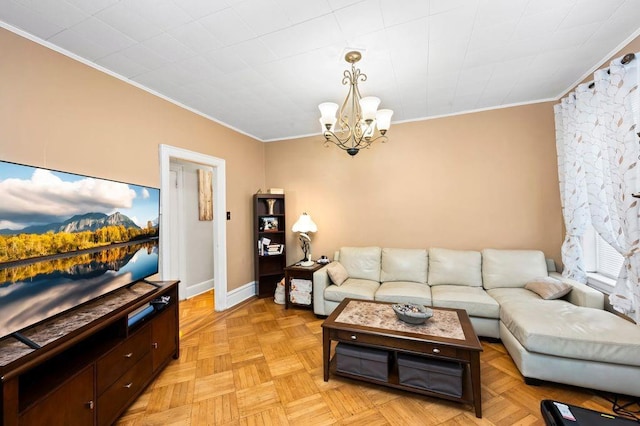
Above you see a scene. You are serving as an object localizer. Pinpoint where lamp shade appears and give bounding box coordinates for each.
[318,102,338,124]
[292,213,317,233]
[375,109,393,131]
[359,96,380,121]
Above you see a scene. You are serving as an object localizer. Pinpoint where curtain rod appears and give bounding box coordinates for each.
[588,53,636,89]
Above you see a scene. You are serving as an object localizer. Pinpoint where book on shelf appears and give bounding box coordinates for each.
[265,243,284,255]
[258,238,283,255]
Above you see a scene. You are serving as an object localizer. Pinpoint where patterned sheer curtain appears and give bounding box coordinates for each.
[554,53,640,324]
[554,93,590,283]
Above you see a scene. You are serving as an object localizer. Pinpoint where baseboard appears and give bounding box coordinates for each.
[184,278,214,299]
[226,281,257,308]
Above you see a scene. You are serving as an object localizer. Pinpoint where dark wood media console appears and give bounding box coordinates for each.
[0,280,180,426]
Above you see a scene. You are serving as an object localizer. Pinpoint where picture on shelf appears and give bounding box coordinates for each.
[260,216,279,231]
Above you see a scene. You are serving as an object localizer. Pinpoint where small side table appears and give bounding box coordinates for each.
[284,262,324,309]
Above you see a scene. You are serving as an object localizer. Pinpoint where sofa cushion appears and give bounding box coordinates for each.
[338,247,381,282]
[380,248,428,284]
[326,262,349,286]
[375,281,432,305]
[431,285,500,319]
[482,249,548,289]
[500,300,640,366]
[428,248,482,287]
[525,277,571,300]
[324,278,379,303]
[486,287,542,305]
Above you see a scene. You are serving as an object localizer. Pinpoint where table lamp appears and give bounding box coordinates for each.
[292,213,317,267]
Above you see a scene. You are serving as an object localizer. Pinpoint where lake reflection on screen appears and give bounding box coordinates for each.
[0,240,159,339]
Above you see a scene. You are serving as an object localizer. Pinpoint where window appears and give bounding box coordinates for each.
[584,225,624,291]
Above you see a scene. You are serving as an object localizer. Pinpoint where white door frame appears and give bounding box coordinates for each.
[168,165,186,299]
[159,144,228,311]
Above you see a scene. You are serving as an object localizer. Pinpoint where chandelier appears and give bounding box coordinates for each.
[318,51,393,156]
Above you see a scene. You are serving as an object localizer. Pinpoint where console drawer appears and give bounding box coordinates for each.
[335,330,385,346]
[97,352,153,426]
[333,330,458,358]
[420,343,458,358]
[97,325,151,394]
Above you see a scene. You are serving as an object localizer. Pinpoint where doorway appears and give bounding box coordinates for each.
[169,161,216,300]
[159,145,228,311]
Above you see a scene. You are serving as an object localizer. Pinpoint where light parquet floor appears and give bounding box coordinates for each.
[116,291,626,425]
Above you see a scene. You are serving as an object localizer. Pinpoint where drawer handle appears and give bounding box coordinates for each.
[350,335,357,340]
[152,342,159,349]
[124,352,133,358]
[432,348,440,354]
[124,382,133,389]
[86,400,94,410]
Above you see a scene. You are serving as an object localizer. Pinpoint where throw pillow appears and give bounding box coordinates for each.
[525,276,572,300]
[326,262,348,286]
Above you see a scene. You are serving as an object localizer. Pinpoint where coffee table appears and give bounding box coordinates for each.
[322,298,483,418]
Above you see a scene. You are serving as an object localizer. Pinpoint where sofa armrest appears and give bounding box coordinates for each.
[549,272,604,309]
[313,265,332,315]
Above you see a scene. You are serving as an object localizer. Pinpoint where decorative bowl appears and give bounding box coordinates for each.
[392,303,433,325]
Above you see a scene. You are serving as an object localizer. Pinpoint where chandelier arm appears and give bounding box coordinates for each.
[361,135,388,145]
[323,130,356,149]
[341,69,352,86]
[325,132,388,149]
[351,64,364,128]
[338,84,355,132]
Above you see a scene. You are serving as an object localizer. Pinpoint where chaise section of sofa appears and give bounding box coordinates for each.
[481,248,640,397]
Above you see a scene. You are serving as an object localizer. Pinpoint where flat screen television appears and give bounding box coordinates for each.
[0,160,160,341]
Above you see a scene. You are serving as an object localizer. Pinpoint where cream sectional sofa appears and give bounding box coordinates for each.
[313,246,640,397]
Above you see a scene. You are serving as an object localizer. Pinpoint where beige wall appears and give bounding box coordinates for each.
[265,102,564,268]
[0,28,265,292]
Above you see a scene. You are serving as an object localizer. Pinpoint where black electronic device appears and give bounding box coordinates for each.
[541,400,639,425]
[151,295,171,311]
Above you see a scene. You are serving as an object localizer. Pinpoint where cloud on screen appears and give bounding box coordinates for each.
[0,169,137,227]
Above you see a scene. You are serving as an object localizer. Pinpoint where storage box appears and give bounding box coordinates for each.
[397,353,463,397]
[335,343,389,381]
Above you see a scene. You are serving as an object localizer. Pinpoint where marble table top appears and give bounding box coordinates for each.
[335,300,465,340]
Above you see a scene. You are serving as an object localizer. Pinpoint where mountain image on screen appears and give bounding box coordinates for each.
[0,212,141,235]
[0,211,158,265]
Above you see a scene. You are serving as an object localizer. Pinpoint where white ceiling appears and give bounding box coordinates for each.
[1,0,640,142]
